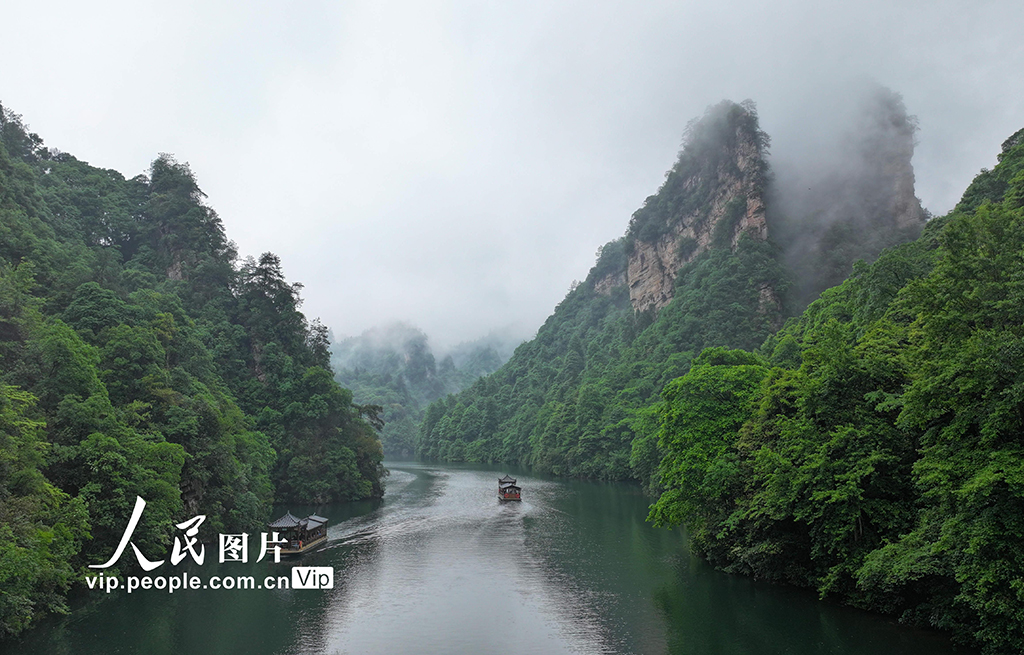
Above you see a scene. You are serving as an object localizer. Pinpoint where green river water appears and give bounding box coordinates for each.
[6,461,970,654]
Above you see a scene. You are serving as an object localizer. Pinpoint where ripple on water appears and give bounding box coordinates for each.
[5,462,969,655]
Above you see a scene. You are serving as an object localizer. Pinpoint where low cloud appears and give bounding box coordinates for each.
[2,0,1022,346]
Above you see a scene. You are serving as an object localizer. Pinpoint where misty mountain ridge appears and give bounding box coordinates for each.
[422,83,927,475]
[588,84,925,318]
[769,84,926,308]
[420,87,1024,652]
[332,321,520,382]
[331,321,519,455]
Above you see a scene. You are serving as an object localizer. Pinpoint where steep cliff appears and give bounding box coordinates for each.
[420,90,931,483]
[420,100,786,478]
[622,101,771,313]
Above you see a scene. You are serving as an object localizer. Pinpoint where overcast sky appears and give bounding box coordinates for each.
[3,0,1023,347]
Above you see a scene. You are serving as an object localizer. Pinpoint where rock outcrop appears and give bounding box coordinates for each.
[589,88,926,317]
[620,101,771,314]
[593,269,626,296]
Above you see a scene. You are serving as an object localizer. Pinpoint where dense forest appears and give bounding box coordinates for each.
[421,91,1024,652]
[420,93,922,487]
[0,103,384,637]
[4,87,1023,652]
[650,126,1024,653]
[331,323,516,456]
[419,100,787,477]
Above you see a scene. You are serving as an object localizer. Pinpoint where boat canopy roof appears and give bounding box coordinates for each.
[268,511,302,528]
[499,482,521,491]
[498,475,517,484]
[268,511,328,530]
[305,515,328,529]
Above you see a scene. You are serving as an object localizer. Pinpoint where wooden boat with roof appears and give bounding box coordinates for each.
[267,511,329,554]
[498,474,522,501]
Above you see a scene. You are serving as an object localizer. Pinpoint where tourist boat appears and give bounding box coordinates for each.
[267,511,329,554]
[498,475,522,501]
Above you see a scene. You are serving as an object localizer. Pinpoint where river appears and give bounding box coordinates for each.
[8,461,968,654]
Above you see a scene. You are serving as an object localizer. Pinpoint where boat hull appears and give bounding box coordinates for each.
[280,533,328,555]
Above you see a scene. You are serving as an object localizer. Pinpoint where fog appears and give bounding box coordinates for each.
[768,81,927,308]
[1,0,1022,346]
[331,321,519,373]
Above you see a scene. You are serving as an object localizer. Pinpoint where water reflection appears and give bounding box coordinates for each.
[5,461,969,655]
[314,465,610,654]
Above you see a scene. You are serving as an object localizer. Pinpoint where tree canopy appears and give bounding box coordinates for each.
[0,105,384,637]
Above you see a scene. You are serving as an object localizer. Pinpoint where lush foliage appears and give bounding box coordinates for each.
[420,102,787,481]
[0,103,384,636]
[651,129,1024,653]
[331,323,514,456]
[626,99,770,249]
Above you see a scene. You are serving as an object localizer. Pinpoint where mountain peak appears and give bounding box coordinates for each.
[595,100,772,313]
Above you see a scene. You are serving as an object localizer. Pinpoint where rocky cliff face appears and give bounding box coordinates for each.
[626,128,769,313]
[592,87,926,315]
[594,101,771,313]
[593,269,626,296]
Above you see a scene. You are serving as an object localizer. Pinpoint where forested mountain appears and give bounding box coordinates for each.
[650,126,1024,654]
[420,86,1024,651]
[0,103,384,637]
[331,323,516,455]
[420,91,924,486]
[420,100,783,475]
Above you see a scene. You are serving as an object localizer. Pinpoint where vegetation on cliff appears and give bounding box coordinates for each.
[0,103,384,637]
[418,92,1024,651]
[332,323,515,456]
[419,101,786,480]
[650,128,1024,653]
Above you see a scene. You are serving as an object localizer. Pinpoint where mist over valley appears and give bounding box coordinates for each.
[2,2,1024,653]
